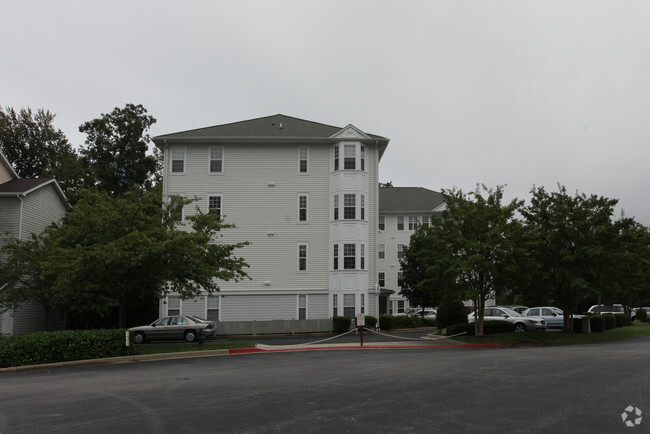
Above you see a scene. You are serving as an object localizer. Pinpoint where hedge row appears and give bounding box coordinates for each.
[379,315,436,330]
[443,320,515,336]
[0,329,134,368]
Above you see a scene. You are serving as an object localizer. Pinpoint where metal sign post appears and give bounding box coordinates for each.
[356,313,365,346]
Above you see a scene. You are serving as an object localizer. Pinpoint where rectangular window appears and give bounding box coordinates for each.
[167,295,180,315]
[360,194,365,220]
[333,294,338,317]
[298,194,308,222]
[298,294,307,320]
[344,144,356,169]
[409,216,418,230]
[397,271,404,287]
[378,272,385,288]
[298,243,308,271]
[378,215,385,230]
[299,147,308,173]
[171,147,185,173]
[344,194,356,219]
[333,244,338,270]
[334,145,339,171]
[208,195,222,217]
[378,243,385,259]
[343,294,355,318]
[422,215,430,228]
[361,293,365,314]
[397,300,405,313]
[209,146,223,173]
[170,195,184,222]
[397,216,405,230]
[360,146,365,171]
[334,195,339,220]
[397,243,405,259]
[360,244,365,270]
[207,295,219,321]
[343,244,356,269]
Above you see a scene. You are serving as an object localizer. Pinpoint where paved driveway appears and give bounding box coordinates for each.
[1,336,648,433]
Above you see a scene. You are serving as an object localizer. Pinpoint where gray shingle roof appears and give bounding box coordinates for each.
[0,178,55,194]
[153,114,388,143]
[379,187,445,213]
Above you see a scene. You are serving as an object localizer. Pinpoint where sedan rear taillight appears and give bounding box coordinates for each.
[205,324,213,329]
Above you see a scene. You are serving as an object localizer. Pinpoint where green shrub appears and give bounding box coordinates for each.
[635,308,648,323]
[0,329,133,368]
[614,314,629,328]
[423,318,437,328]
[379,314,395,330]
[436,297,468,329]
[332,316,352,333]
[483,320,515,334]
[364,315,378,329]
[393,315,421,329]
[444,322,475,336]
[589,315,605,332]
[602,314,616,330]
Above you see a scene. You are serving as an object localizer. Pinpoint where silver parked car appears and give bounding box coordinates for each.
[129,315,217,343]
[522,306,571,329]
[468,306,546,332]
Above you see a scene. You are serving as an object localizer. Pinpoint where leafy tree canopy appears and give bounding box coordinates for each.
[520,185,619,331]
[0,106,84,198]
[79,103,160,195]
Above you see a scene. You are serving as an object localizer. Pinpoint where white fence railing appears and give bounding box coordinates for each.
[215,319,332,336]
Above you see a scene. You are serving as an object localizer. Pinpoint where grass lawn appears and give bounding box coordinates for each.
[133,340,256,355]
[451,323,650,347]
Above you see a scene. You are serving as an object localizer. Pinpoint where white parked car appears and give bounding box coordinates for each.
[408,309,437,320]
[468,306,546,332]
[522,306,566,329]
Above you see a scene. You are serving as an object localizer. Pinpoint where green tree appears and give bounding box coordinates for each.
[400,185,523,336]
[609,218,650,316]
[39,189,249,328]
[0,106,83,198]
[79,104,159,195]
[520,185,618,331]
[0,230,64,329]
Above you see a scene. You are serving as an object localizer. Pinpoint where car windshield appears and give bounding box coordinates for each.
[500,307,521,317]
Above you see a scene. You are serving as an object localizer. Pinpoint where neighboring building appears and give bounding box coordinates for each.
[0,149,69,335]
[376,187,445,315]
[153,114,389,321]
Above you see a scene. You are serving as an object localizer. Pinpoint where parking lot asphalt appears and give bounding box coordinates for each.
[0,328,503,373]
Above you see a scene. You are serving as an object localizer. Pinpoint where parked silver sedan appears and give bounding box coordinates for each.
[522,307,565,329]
[468,306,546,332]
[129,315,217,343]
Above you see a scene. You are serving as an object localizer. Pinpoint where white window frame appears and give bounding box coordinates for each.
[360,145,365,171]
[343,243,356,270]
[333,244,339,270]
[299,146,309,174]
[169,194,186,222]
[397,243,405,259]
[298,242,308,272]
[360,244,365,270]
[378,243,385,259]
[334,145,340,171]
[208,146,224,174]
[170,146,186,174]
[397,215,405,231]
[298,294,307,320]
[298,193,308,222]
[333,294,338,317]
[344,194,356,220]
[378,215,385,231]
[422,215,430,228]
[343,293,356,318]
[378,272,386,288]
[207,194,222,217]
[334,194,339,220]
[167,295,181,315]
[344,144,356,170]
[361,194,365,221]
[397,270,404,287]
[206,295,220,321]
[408,216,419,231]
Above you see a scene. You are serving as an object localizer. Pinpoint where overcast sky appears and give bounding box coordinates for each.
[3,1,650,224]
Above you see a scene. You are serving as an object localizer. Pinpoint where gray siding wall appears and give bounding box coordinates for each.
[20,184,66,240]
[0,197,20,245]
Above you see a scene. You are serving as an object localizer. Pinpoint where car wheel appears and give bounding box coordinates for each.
[185,330,197,342]
[134,332,146,344]
[514,323,527,332]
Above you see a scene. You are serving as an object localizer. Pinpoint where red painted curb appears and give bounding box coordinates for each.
[229,343,505,354]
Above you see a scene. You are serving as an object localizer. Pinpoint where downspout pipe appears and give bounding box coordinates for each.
[16,194,24,240]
